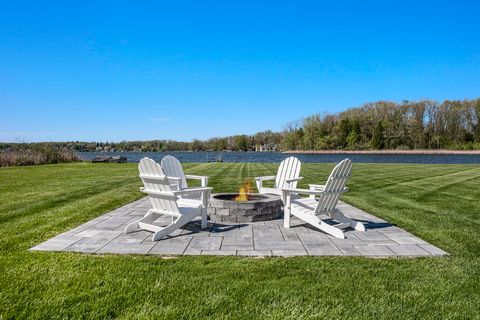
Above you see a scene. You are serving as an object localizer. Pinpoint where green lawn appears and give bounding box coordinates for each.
[0,162,479,319]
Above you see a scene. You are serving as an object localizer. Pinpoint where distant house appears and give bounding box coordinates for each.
[95,146,117,152]
[255,143,278,152]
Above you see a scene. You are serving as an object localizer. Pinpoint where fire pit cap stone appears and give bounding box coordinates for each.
[212,193,270,202]
[211,193,281,208]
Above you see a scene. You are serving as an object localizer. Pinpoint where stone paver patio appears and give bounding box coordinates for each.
[31,198,448,257]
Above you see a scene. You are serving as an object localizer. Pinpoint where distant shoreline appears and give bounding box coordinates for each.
[283,150,480,155]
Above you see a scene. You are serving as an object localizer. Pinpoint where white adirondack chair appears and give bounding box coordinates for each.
[255,156,302,201]
[282,159,365,239]
[125,157,212,241]
[161,155,209,199]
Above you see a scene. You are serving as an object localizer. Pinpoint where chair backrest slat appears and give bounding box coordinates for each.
[275,157,301,189]
[315,159,352,213]
[161,155,188,190]
[139,157,179,214]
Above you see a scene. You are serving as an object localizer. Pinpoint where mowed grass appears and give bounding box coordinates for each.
[0,162,479,319]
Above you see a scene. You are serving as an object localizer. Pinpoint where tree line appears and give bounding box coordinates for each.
[282,99,480,150]
[0,130,283,152]
[2,98,479,152]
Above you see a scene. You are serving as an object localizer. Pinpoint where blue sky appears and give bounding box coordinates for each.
[1,0,479,142]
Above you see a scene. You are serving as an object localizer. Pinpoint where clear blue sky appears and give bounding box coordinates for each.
[1,0,479,142]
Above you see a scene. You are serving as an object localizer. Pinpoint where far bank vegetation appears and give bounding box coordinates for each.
[283,99,480,151]
[1,99,479,164]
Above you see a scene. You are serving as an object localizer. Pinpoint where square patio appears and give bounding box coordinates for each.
[31,197,448,257]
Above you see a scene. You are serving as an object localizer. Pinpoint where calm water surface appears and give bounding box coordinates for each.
[78,151,480,164]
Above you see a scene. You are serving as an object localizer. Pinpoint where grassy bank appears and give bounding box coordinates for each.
[0,162,479,319]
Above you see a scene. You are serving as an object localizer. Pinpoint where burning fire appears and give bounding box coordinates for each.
[235,179,252,202]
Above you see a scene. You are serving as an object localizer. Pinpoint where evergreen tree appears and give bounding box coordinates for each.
[347,120,361,147]
[371,121,385,149]
[338,118,351,147]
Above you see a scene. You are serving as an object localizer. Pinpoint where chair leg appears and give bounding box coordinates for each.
[255,180,262,193]
[201,191,210,229]
[292,210,346,239]
[306,216,345,239]
[152,211,198,241]
[125,209,157,234]
[350,220,366,231]
[316,221,345,239]
[284,205,291,228]
[126,208,203,241]
[201,207,208,229]
[331,210,365,231]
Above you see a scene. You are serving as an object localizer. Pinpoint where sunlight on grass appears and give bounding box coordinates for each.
[1,162,479,319]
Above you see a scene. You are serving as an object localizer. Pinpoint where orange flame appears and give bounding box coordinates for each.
[235,179,252,202]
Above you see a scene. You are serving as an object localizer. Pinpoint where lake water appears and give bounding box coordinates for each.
[78,151,480,164]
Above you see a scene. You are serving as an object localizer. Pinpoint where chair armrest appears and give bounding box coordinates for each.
[173,187,213,196]
[254,176,276,191]
[140,188,175,197]
[309,184,325,190]
[185,174,209,187]
[285,177,303,183]
[254,176,276,181]
[282,188,325,196]
[167,176,183,181]
[284,187,348,198]
[185,174,209,180]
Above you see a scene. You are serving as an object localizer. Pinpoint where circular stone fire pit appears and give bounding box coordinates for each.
[208,193,283,223]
